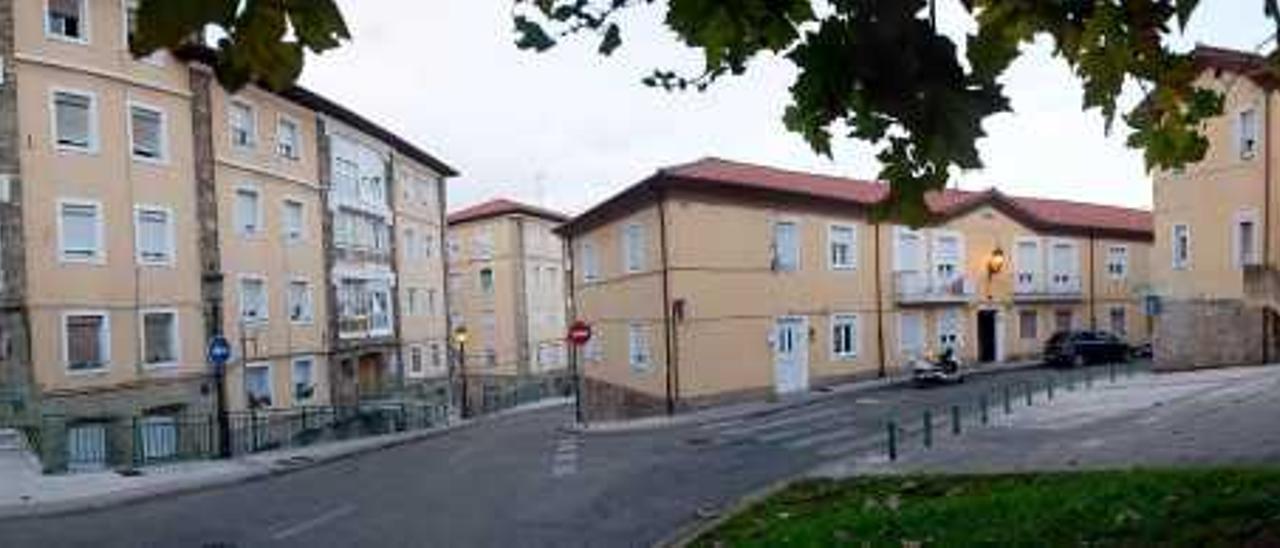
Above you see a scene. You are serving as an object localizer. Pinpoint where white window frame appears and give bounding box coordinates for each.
[244,361,274,409]
[623,222,646,274]
[228,99,257,150]
[1018,309,1038,340]
[238,274,269,324]
[408,344,425,377]
[937,309,963,350]
[291,357,316,403]
[1172,223,1191,270]
[45,0,90,44]
[1013,236,1042,291]
[1233,208,1261,268]
[898,312,925,354]
[127,100,168,164]
[50,87,99,153]
[628,322,652,373]
[275,113,302,160]
[287,277,313,325]
[281,198,305,244]
[63,310,110,374]
[58,198,105,264]
[1105,245,1128,280]
[830,313,859,360]
[233,183,264,237]
[134,204,175,267]
[580,240,599,282]
[138,307,179,369]
[1109,305,1128,336]
[1238,106,1259,160]
[827,223,857,271]
[772,219,800,272]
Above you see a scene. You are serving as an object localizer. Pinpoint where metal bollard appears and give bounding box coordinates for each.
[980,394,989,424]
[1025,381,1034,406]
[1003,385,1012,414]
[887,420,898,461]
[1047,377,1055,400]
[1085,367,1093,388]
[1109,363,1117,383]
[951,405,961,435]
[923,410,933,449]
[1066,372,1075,391]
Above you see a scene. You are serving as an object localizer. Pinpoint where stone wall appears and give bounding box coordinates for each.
[1154,299,1278,371]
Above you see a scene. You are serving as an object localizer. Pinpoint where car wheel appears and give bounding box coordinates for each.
[1072,353,1086,368]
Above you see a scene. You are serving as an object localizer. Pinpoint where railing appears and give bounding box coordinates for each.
[894,272,975,304]
[1013,273,1083,300]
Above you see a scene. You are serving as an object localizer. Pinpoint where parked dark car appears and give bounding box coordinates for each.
[1044,330,1131,367]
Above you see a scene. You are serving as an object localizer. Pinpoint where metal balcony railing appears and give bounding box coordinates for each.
[894,272,975,304]
[1013,273,1083,301]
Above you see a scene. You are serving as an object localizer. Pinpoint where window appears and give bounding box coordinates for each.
[1054,309,1073,333]
[239,276,268,323]
[1239,107,1259,160]
[831,314,859,359]
[580,241,599,282]
[369,285,392,333]
[624,223,646,273]
[333,157,359,204]
[933,233,962,281]
[472,229,494,259]
[1048,241,1078,290]
[628,323,652,372]
[479,268,494,294]
[140,310,177,366]
[1109,306,1127,336]
[772,220,799,272]
[65,312,108,371]
[406,287,423,316]
[59,200,103,263]
[276,116,300,159]
[1014,238,1040,290]
[898,312,925,354]
[288,280,312,323]
[1106,245,1128,280]
[585,335,603,363]
[47,0,87,42]
[426,289,437,315]
[135,206,174,265]
[1172,223,1191,270]
[1235,210,1260,267]
[1019,310,1037,340]
[423,234,434,259]
[128,104,165,161]
[229,101,255,148]
[234,187,262,236]
[410,345,424,375]
[292,358,315,402]
[281,199,304,243]
[244,363,273,409]
[403,227,418,261]
[53,90,95,151]
[938,309,962,349]
[828,224,856,270]
[429,343,443,371]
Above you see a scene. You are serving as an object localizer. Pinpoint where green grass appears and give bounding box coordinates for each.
[693,468,1280,547]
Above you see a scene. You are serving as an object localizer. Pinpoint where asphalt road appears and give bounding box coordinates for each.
[0,361,1142,547]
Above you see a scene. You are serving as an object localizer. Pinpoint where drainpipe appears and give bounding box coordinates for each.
[657,190,677,415]
[564,234,582,423]
[1264,87,1274,364]
[874,222,886,377]
[1088,230,1097,330]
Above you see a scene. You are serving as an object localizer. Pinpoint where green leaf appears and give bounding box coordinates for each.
[599,23,622,55]
[514,15,557,51]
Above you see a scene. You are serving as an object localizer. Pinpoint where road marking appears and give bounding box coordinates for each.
[783,427,859,450]
[753,414,858,444]
[551,434,581,477]
[268,504,356,541]
[716,407,851,437]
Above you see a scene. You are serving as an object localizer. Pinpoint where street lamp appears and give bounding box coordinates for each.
[987,247,1007,277]
[453,326,469,418]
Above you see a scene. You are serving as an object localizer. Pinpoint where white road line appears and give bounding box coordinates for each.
[552,463,577,477]
[753,416,855,444]
[783,428,859,450]
[269,504,356,541]
[716,407,852,437]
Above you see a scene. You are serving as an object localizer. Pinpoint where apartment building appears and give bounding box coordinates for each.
[447,199,569,382]
[393,150,450,390]
[559,158,1153,420]
[1153,45,1280,369]
[0,0,213,430]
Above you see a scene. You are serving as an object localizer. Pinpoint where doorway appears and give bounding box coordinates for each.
[977,310,998,363]
[773,316,809,395]
[357,353,384,397]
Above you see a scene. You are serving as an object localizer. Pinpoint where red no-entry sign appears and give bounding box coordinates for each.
[567,320,592,346]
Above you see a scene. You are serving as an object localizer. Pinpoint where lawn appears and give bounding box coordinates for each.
[693,468,1280,547]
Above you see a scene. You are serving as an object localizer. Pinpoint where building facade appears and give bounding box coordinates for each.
[1153,45,1280,370]
[559,158,1153,420]
[447,200,569,389]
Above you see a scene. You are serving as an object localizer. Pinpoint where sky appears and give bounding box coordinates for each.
[298,1,1272,216]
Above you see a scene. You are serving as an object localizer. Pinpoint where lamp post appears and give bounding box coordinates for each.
[453,326,469,418]
[986,246,1007,299]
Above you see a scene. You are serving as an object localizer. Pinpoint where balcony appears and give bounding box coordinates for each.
[894,272,975,305]
[1013,273,1083,302]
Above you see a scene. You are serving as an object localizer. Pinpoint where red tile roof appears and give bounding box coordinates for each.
[447,198,570,226]
[1192,45,1278,89]
[560,157,1152,239]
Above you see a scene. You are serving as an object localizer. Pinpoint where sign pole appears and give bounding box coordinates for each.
[566,320,592,426]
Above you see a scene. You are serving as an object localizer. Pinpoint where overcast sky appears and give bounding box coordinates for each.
[298,1,1270,216]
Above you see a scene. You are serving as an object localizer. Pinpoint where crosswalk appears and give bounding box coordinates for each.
[550,433,580,477]
[697,403,874,459]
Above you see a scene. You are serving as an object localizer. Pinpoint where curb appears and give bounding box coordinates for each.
[571,360,1045,435]
[0,399,571,521]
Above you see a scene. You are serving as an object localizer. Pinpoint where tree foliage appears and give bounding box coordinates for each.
[133,1,1280,223]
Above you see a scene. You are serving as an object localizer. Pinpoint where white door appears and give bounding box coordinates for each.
[773,317,809,395]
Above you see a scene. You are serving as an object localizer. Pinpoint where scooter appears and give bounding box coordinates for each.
[912,347,965,387]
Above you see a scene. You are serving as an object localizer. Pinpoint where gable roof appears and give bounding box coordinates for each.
[557,157,1152,240]
[448,198,570,226]
[1192,44,1278,90]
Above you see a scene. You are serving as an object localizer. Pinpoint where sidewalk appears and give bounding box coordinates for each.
[573,359,1043,434]
[0,397,570,520]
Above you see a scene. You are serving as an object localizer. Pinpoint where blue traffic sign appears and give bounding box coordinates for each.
[207,335,232,368]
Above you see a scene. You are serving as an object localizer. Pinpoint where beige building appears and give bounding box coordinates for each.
[1153,45,1280,369]
[447,199,570,384]
[559,158,1153,419]
[391,148,450,392]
